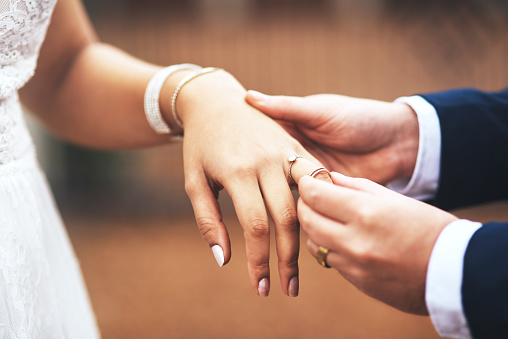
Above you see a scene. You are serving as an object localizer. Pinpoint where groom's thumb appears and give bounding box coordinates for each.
[246,90,310,123]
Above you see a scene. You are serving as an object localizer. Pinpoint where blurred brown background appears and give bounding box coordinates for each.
[29,0,508,338]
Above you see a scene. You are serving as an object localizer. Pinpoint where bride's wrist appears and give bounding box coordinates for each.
[161,69,246,129]
[158,68,195,134]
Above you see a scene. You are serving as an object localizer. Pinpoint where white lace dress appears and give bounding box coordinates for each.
[0,0,100,337]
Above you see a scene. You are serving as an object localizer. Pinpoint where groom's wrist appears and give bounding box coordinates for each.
[392,102,420,181]
[388,95,441,201]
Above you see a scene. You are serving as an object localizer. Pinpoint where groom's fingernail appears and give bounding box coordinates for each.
[288,276,299,297]
[258,278,270,297]
[247,90,267,102]
[211,245,224,267]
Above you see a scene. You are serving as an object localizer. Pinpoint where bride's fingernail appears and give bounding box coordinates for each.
[247,90,267,102]
[211,245,224,267]
[288,276,299,297]
[258,278,270,297]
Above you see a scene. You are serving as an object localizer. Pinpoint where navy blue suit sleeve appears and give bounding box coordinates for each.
[420,88,508,210]
[462,221,508,338]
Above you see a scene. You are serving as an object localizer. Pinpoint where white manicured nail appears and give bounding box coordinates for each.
[258,278,269,297]
[211,245,224,267]
[288,276,299,297]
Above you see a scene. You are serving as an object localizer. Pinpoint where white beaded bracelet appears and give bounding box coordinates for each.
[144,63,202,134]
[171,67,223,128]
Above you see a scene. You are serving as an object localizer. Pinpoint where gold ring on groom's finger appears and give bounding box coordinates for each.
[287,154,303,186]
[316,246,331,268]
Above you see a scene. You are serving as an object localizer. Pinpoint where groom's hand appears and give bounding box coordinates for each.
[298,172,457,314]
[246,91,420,185]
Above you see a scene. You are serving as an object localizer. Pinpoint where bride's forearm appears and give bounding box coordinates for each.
[18,0,177,149]
[19,0,249,150]
[22,41,247,150]
[23,43,177,149]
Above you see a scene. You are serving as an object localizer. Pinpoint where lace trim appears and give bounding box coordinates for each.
[0,0,57,98]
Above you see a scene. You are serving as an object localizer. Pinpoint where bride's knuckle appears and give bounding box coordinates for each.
[277,208,298,232]
[246,219,270,239]
[195,217,217,239]
[184,178,199,196]
[278,253,299,269]
[229,164,256,180]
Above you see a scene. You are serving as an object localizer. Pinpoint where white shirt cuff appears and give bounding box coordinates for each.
[388,96,441,201]
[426,219,482,339]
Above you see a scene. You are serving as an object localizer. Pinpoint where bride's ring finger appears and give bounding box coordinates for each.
[287,154,332,187]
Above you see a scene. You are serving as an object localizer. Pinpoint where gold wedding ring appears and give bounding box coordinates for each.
[287,154,303,186]
[316,246,331,268]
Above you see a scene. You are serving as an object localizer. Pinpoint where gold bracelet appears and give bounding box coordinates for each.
[171,67,223,129]
[144,64,202,134]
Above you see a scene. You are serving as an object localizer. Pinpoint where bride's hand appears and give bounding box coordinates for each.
[172,70,322,297]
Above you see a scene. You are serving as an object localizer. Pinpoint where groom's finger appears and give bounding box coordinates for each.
[245,90,315,124]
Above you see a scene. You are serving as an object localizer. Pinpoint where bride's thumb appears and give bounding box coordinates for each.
[246,90,309,123]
